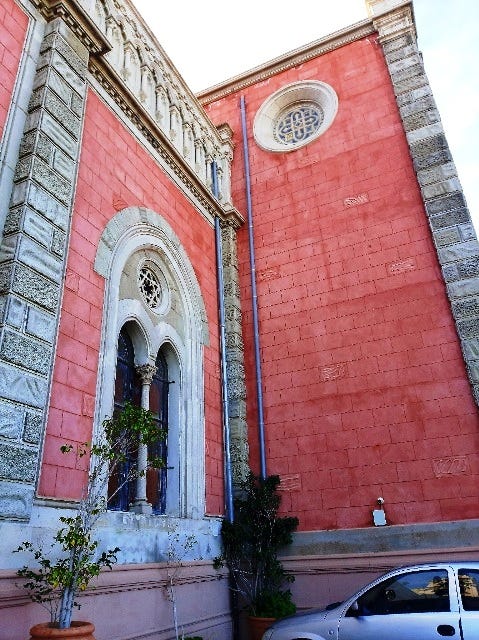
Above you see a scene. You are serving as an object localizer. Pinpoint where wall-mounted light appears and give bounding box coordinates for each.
[372,496,387,526]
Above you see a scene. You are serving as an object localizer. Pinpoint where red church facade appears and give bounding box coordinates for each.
[202,14,479,534]
[1,0,479,637]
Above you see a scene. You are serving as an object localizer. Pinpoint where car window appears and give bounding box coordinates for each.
[459,569,479,611]
[352,569,450,616]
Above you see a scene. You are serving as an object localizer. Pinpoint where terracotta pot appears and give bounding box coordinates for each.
[29,622,95,640]
[247,615,276,640]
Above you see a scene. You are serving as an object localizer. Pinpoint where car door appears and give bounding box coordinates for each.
[458,567,479,639]
[338,567,461,640]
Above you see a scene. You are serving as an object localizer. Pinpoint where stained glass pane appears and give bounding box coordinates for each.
[148,349,169,514]
[275,102,324,146]
[108,328,139,511]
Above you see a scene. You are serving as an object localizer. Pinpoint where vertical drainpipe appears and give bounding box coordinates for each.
[240,96,267,480]
[212,161,234,523]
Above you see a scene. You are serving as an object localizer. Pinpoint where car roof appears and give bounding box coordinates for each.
[378,561,479,578]
[395,562,479,570]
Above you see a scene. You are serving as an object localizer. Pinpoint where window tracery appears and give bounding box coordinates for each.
[138,265,162,310]
[274,102,324,145]
[254,80,338,152]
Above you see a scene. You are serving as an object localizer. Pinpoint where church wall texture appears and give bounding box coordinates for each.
[36,88,225,516]
[0,0,235,638]
[199,0,479,612]
[203,30,479,533]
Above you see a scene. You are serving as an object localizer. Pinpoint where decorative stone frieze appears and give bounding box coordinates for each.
[0,17,90,519]
[72,0,235,217]
[369,0,479,404]
[32,0,111,54]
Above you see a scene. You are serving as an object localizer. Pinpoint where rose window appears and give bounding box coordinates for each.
[275,102,324,145]
[139,266,162,309]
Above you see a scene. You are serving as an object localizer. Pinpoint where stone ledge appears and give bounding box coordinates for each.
[286,519,479,557]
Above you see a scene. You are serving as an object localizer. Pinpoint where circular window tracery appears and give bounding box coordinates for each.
[274,102,324,145]
[137,261,170,315]
[254,80,338,153]
[139,266,162,309]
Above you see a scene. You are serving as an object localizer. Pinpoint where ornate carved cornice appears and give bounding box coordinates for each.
[197,21,376,105]
[89,56,244,228]
[221,205,245,231]
[32,0,243,228]
[32,0,111,54]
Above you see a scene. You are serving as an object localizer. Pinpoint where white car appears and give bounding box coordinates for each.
[262,562,479,639]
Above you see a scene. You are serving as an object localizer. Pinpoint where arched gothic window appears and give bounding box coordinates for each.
[108,327,140,511]
[147,350,169,514]
[94,207,208,519]
[108,326,170,514]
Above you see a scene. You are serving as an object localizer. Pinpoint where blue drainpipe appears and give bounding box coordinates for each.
[240,96,267,480]
[212,161,234,522]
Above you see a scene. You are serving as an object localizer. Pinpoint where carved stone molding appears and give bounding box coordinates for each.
[32,0,111,54]
[198,22,375,105]
[30,0,241,228]
[371,4,415,42]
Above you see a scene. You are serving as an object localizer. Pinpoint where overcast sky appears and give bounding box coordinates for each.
[132,0,478,230]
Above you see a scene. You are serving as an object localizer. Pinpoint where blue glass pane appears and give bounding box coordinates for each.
[275,102,324,145]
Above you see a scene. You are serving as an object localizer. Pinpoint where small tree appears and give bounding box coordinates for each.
[164,526,198,640]
[15,402,165,629]
[214,473,299,618]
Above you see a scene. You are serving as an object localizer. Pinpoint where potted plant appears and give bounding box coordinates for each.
[214,473,299,640]
[15,402,165,639]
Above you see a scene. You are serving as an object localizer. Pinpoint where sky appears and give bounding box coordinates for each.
[132,0,478,230]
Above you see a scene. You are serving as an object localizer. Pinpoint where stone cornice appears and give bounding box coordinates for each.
[32,0,111,54]
[197,20,376,105]
[35,0,242,226]
[89,55,244,228]
[221,205,244,231]
[371,2,416,42]
[366,0,411,19]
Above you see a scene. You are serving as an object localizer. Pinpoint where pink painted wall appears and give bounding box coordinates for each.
[0,0,28,139]
[204,35,479,531]
[38,89,224,516]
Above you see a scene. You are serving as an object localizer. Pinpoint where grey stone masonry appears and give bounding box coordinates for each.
[221,221,249,488]
[0,17,89,520]
[373,5,479,404]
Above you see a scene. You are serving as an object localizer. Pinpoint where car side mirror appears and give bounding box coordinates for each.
[348,601,360,616]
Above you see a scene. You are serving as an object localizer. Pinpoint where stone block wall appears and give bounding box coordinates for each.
[0,0,29,141]
[0,15,89,520]
[375,11,479,404]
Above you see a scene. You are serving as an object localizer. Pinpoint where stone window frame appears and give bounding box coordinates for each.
[94,207,209,519]
[253,80,339,153]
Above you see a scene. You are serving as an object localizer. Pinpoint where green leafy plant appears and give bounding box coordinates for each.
[253,589,296,618]
[15,402,165,629]
[214,473,299,618]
